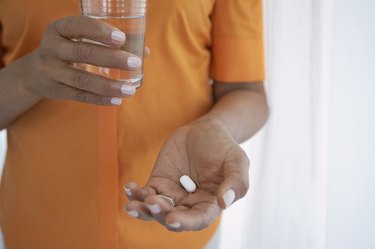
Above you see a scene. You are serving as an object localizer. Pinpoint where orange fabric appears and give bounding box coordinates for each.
[211,0,265,82]
[0,21,4,68]
[0,0,264,249]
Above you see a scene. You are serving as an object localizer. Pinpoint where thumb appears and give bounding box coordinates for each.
[217,147,250,209]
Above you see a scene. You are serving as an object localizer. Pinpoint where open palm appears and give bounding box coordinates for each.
[124,121,249,231]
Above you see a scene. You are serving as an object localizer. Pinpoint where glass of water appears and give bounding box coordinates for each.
[79,0,147,87]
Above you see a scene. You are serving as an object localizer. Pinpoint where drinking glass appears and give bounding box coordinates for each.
[79,0,147,87]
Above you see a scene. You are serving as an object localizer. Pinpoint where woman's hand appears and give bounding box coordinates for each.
[124,119,250,231]
[24,15,141,105]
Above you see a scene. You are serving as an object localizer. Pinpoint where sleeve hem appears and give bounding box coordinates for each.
[210,37,265,82]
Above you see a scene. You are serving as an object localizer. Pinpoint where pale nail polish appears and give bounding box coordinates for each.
[124,186,132,196]
[111,97,122,105]
[127,210,139,218]
[147,204,161,214]
[111,30,126,42]
[121,85,136,96]
[128,57,142,69]
[167,222,181,229]
[223,189,236,209]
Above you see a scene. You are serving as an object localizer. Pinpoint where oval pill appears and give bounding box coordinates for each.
[179,175,197,193]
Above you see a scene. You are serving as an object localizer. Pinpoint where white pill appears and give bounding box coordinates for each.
[179,175,197,193]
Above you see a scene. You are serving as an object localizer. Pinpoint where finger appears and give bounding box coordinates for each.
[123,182,156,201]
[217,147,250,209]
[146,178,187,202]
[165,203,221,232]
[51,16,126,46]
[144,195,188,225]
[125,200,154,221]
[50,66,136,97]
[56,39,141,70]
[123,183,135,198]
[48,82,123,106]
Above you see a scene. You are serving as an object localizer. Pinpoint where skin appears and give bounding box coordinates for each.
[0,16,269,232]
[0,16,141,129]
[125,82,268,231]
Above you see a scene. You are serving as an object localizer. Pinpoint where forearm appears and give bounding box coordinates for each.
[197,82,269,143]
[0,53,42,130]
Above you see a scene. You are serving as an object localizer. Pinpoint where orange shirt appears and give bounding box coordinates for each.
[0,0,264,248]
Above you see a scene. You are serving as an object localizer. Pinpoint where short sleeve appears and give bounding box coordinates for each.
[210,0,265,82]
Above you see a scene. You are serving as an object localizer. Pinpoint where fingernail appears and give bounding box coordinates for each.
[123,186,132,196]
[121,85,136,96]
[111,30,126,42]
[167,222,181,229]
[146,204,161,214]
[128,57,142,69]
[127,210,139,218]
[223,189,236,209]
[111,97,122,105]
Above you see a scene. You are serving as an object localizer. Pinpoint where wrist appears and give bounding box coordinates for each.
[187,116,233,139]
[18,52,43,102]
[191,116,225,128]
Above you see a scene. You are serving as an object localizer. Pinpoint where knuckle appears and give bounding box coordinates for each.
[86,77,113,96]
[74,91,104,105]
[232,146,250,170]
[47,19,67,38]
[46,22,54,32]
[38,37,55,60]
[74,91,90,103]
[54,42,67,60]
[64,16,81,32]
[240,147,250,165]
[94,23,108,36]
[41,22,65,59]
[37,46,48,60]
[40,43,56,60]
[73,71,91,90]
[46,21,58,35]
[73,43,94,61]
[112,51,126,68]
[98,81,112,95]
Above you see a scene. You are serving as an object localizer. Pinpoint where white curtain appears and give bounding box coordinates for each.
[0,131,5,176]
[220,0,375,248]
